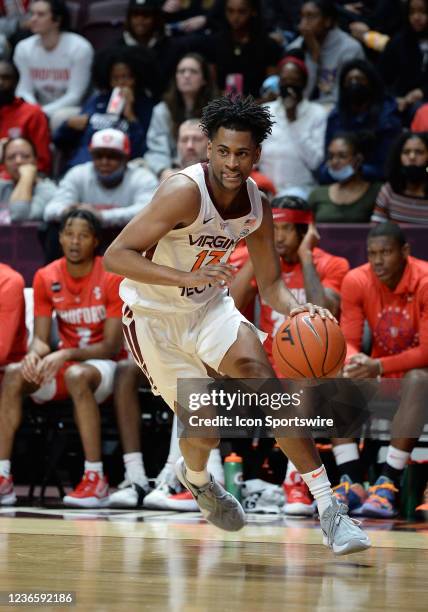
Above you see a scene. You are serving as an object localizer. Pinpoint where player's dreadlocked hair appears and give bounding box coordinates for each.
[200,95,274,146]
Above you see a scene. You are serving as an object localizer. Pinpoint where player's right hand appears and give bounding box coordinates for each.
[182,264,236,288]
[21,352,42,385]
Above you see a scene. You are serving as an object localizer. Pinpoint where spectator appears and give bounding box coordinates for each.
[258,54,327,196]
[0,59,51,174]
[309,133,381,222]
[0,136,56,223]
[13,0,94,130]
[0,261,27,380]
[116,0,181,92]
[379,0,428,122]
[337,0,402,46]
[411,99,428,130]
[0,209,124,507]
[230,195,349,515]
[0,0,31,52]
[371,132,428,225]
[44,128,158,227]
[54,46,157,170]
[319,59,402,183]
[144,52,217,177]
[288,0,365,106]
[160,117,208,180]
[338,222,428,517]
[185,0,283,97]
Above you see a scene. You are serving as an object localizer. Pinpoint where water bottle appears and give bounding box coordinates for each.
[224,453,243,502]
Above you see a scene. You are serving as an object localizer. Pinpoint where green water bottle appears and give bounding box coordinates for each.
[224,452,243,502]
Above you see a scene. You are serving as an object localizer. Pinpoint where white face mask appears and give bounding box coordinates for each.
[328,164,355,183]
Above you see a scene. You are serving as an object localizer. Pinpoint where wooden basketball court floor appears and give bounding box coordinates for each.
[0,504,427,612]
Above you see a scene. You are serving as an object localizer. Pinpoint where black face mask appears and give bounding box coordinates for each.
[280,84,304,101]
[0,89,15,106]
[342,82,371,107]
[401,164,428,182]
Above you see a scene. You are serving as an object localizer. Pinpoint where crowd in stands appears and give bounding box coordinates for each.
[0,0,428,518]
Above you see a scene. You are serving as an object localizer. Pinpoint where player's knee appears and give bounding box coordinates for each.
[1,363,25,395]
[64,365,93,395]
[403,368,428,383]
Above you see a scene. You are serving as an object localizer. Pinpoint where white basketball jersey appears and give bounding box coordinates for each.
[120,162,263,314]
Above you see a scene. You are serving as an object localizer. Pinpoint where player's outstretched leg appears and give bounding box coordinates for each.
[220,323,371,553]
[176,436,245,532]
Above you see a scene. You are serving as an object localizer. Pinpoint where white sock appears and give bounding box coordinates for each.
[207,448,224,483]
[332,442,359,465]
[124,452,148,486]
[284,459,298,484]
[0,460,11,478]
[301,465,332,517]
[166,415,181,466]
[385,446,410,471]
[84,461,103,475]
[185,466,210,488]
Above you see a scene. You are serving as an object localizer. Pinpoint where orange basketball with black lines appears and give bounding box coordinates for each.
[272,313,346,378]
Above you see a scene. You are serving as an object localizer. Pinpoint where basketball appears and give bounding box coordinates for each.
[272,313,346,378]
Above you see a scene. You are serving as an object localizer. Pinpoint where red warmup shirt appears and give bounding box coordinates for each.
[0,97,51,175]
[232,245,349,362]
[33,257,123,351]
[340,256,428,377]
[0,263,27,367]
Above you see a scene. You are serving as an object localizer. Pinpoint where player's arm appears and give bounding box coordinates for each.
[104,174,235,288]
[21,316,53,385]
[229,259,258,311]
[298,224,340,315]
[245,199,300,315]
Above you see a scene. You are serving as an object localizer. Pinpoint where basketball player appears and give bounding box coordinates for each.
[0,209,124,507]
[104,96,370,555]
[231,195,350,516]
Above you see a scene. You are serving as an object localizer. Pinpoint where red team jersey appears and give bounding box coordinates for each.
[33,256,123,351]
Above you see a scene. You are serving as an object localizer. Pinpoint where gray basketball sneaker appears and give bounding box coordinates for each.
[320,496,371,556]
[175,458,246,532]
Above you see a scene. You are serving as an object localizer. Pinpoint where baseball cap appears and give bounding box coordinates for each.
[89,129,131,156]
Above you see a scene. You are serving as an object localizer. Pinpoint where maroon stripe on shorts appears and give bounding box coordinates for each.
[127,319,157,391]
[122,323,141,368]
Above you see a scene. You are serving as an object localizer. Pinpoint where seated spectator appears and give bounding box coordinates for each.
[0,209,124,507]
[0,59,51,174]
[54,46,157,171]
[13,0,94,130]
[319,59,402,183]
[160,117,208,180]
[287,0,364,106]
[0,136,56,223]
[372,132,428,225]
[144,52,217,177]
[309,133,381,222]
[337,222,428,517]
[411,100,428,131]
[0,261,27,381]
[258,54,327,196]
[44,128,158,227]
[230,195,349,515]
[184,0,283,97]
[116,0,181,92]
[379,0,428,122]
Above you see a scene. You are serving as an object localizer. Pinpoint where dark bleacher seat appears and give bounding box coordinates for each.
[80,0,128,49]
[65,1,82,30]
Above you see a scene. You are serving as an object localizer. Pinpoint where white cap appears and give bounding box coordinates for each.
[89,129,130,155]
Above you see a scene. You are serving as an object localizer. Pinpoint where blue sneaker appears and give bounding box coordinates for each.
[333,475,368,514]
[359,476,399,518]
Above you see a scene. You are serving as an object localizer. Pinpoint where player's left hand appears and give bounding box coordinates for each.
[290,303,336,321]
[38,350,69,385]
[343,353,381,379]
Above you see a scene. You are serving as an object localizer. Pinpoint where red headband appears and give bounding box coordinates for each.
[272,208,314,224]
[278,55,309,77]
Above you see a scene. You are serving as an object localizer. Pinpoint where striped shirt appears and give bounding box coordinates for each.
[371,182,428,225]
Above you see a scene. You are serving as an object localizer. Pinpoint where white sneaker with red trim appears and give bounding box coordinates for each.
[0,474,17,505]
